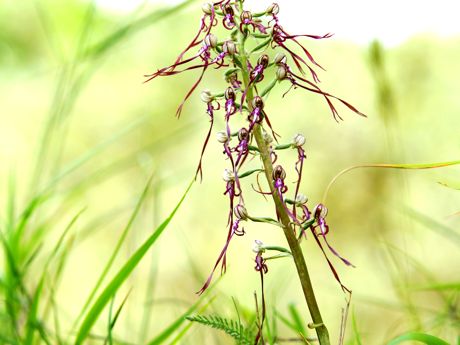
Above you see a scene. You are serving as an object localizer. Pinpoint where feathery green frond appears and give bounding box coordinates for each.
[186,314,255,345]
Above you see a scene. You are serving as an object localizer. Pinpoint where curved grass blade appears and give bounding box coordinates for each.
[82,0,195,60]
[438,181,460,190]
[24,209,85,344]
[274,310,298,335]
[74,180,193,345]
[104,290,132,345]
[323,160,460,203]
[288,304,307,338]
[412,282,460,291]
[387,332,450,345]
[351,309,363,345]
[401,205,460,246]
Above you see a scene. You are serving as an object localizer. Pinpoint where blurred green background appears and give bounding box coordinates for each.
[0,0,459,344]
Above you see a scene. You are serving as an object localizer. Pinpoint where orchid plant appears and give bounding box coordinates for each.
[145,1,365,344]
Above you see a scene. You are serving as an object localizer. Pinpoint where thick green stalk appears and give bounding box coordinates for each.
[236,4,330,343]
[251,124,330,345]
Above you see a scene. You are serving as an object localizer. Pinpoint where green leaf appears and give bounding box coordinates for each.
[387,332,450,345]
[74,180,193,345]
[185,314,255,345]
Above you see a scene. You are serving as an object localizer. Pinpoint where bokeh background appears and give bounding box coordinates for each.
[1,0,459,344]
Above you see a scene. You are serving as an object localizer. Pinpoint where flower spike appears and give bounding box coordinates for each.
[146,1,364,301]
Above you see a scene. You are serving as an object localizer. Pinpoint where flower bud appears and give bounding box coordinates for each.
[223,3,234,16]
[274,52,286,65]
[295,193,308,205]
[313,204,328,219]
[204,34,218,48]
[201,2,213,15]
[224,87,235,100]
[262,128,273,144]
[223,40,237,55]
[225,71,236,83]
[252,239,264,253]
[240,10,252,22]
[257,54,269,68]
[272,165,286,181]
[251,96,264,109]
[222,168,235,182]
[276,65,287,80]
[216,130,229,143]
[200,89,213,103]
[234,204,249,220]
[238,127,249,142]
[292,133,306,147]
[266,3,280,15]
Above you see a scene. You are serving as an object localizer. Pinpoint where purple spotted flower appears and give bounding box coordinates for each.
[239,10,267,34]
[221,3,236,29]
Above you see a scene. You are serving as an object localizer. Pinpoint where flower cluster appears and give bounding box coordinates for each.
[145,1,363,296]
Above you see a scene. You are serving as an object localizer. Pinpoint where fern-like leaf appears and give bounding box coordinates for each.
[186,314,255,345]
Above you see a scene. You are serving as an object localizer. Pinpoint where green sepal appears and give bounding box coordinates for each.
[252,33,271,38]
[260,78,278,97]
[249,37,272,54]
[247,145,260,153]
[264,245,291,254]
[238,168,264,178]
[252,11,267,18]
[274,143,292,150]
[248,216,282,227]
[301,218,315,229]
[225,68,240,77]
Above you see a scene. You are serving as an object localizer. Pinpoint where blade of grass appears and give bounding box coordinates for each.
[24,280,52,345]
[438,181,460,190]
[146,295,217,345]
[323,160,460,203]
[274,310,299,336]
[31,0,191,193]
[104,290,132,345]
[387,332,450,345]
[72,175,153,330]
[288,303,307,338]
[82,0,195,60]
[41,210,84,326]
[412,282,460,291]
[44,115,149,194]
[30,2,96,192]
[74,180,193,345]
[6,173,16,234]
[400,205,460,246]
[351,309,363,345]
[139,177,162,343]
[106,296,116,345]
[380,241,422,330]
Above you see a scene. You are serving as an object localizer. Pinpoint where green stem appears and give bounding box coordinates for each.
[253,125,330,345]
[236,3,330,343]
